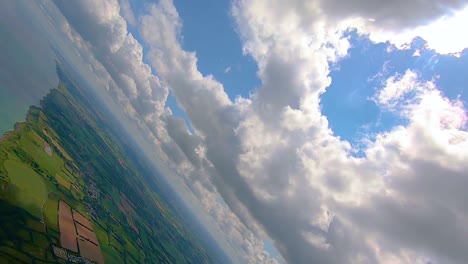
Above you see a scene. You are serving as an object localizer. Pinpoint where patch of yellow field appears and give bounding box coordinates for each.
[41,129,73,161]
[55,173,72,189]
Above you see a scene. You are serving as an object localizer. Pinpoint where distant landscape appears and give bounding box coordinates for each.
[0,63,220,263]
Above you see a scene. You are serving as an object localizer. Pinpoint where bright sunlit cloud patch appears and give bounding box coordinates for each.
[416,6,468,55]
[382,6,468,56]
[362,5,468,56]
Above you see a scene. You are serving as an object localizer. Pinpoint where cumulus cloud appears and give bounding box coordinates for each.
[183,165,279,264]
[373,69,424,112]
[119,0,136,26]
[233,0,468,54]
[54,0,168,119]
[319,0,467,29]
[358,72,468,263]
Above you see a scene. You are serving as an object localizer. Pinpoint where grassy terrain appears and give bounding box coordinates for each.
[0,200,57,263]
[21,130,63,174]
[4,159,49,218]
[0,63,220,263]
[42,194,59,232]
[54,173,71,189]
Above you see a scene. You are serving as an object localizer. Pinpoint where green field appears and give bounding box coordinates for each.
[42,194,59,232]
[18,129,64,176]
[95,227,122,263]
[4,159,49,218]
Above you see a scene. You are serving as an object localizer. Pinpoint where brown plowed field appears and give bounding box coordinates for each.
[72,209,92,229]
[76,223,98,245]
[78,237,104,264]
[58,201,78,252]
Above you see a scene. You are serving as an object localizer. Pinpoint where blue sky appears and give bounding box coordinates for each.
[160,0,260,125]
[174,0,260,99]
[322,33,468,148]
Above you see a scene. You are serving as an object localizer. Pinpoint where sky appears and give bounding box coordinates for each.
[0,0,59,134]
[3,0,468,263]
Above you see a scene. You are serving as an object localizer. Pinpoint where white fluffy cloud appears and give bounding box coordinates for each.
[119,0,136,27]
[234,0,468,55]
[356,71,468,263]
[54,0,167,119]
